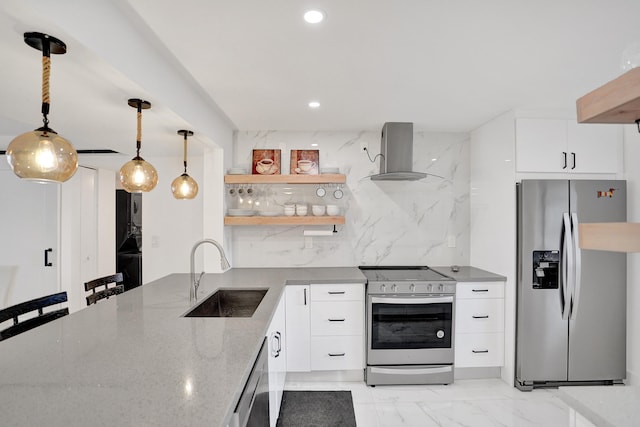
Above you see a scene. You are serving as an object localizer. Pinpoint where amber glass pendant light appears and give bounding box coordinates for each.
[6,32,78,183]
[119,98,158,193]
[171,130,198,199]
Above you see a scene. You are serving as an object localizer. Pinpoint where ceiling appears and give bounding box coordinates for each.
[1,0,639,158]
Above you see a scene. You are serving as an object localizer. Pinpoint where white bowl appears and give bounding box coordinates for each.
[312,205,326,216]
[326,205,339,216]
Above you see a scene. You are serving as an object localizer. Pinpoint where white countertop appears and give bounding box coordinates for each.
[0,267,365,427]
[430,265,507,282]
[557,385,640,427]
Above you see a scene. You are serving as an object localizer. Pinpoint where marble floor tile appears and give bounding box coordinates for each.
[285,378,573,427]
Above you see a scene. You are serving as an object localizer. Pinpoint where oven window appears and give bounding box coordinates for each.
[371,300,452,349]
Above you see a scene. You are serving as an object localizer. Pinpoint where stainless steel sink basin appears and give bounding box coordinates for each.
[184,288,268,318]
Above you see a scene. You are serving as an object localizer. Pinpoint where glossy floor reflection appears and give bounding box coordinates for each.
[284,378,571,427]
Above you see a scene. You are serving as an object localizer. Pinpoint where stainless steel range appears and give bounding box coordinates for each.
[359,266,456,386]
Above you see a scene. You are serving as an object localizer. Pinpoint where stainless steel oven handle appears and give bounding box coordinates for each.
[370,366,452,375]
[371,296,453,305]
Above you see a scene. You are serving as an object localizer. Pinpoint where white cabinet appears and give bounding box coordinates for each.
[285,283,364,373]
[285,285,311,372]
[455,281,505,368]
[309,284,364,371]
[266,293,286,427]
[516,118,621,174]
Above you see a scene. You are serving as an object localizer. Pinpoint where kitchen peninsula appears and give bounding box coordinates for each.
[0,268,365,427]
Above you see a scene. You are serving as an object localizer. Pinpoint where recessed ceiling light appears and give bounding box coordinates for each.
[308,101,321,108]
[304,10,325,24]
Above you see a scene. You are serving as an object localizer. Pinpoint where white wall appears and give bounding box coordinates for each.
[230,130,470,267]
[141,155,205,283]
[624,125,640,384]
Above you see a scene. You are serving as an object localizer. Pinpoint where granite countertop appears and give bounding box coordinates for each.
[430,265,507,282]
[0,267,365,427]
[557,385,640,427]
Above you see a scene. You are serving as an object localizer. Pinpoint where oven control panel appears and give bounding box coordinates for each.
[367,281,456,296]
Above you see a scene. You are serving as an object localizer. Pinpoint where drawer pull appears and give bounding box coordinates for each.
[328,353,346,357]
[328,291,346,295]
[472,315,489,319]
[328,318,345,322]
[472,349,489,354]
[472,289,489,292]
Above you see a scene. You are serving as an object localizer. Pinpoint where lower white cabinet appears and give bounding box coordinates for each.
[285,283,364,373]
[267,293,286,427]
[285,285,311,372]
[455,281,505,368]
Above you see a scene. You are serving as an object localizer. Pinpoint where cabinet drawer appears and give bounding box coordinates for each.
[455,333,504,367]
[311,301,364,336]
[456,282,504,299]
[455,299,504,333]
[310,336,364,371]
[311,283,363,302]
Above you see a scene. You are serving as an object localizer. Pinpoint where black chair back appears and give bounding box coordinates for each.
[0,292,69,342]
[84,272,124,306]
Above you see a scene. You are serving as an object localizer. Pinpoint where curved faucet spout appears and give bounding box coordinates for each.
[190,239,231,303]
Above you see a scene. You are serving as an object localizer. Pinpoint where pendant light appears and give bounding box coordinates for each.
[171,130,198,199]
[119,98,158,193]
[6,32,78,183]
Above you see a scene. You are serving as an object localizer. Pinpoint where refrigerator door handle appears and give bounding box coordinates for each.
[570,212,582,320]
[561,213,573,320]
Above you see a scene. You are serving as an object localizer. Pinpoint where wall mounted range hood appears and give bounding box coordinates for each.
[370,122,428,181]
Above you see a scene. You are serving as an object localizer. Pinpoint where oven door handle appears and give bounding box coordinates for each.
[371,296,453,305]
[369,366,453,375]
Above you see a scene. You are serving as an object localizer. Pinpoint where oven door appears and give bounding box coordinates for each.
[367,294,454,365]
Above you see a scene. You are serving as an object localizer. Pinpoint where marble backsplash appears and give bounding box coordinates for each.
[229,130,470,267]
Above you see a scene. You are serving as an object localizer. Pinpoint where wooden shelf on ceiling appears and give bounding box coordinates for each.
[579,223,640,253]
[577,67,640,124]
[224,215,345,226]
[224,174,346,184]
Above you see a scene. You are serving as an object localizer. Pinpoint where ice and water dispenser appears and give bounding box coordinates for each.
[532,250,559,289]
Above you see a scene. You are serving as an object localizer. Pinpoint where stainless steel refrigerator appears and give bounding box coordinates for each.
[516,179,626,391]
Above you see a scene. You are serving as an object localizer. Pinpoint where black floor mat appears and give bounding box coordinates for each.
[276,390,357,427]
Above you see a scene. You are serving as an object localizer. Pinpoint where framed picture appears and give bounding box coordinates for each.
[252,149,281,175]
[290,149,319,175]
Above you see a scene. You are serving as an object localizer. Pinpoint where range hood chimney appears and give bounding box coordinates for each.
[370,122,427,181]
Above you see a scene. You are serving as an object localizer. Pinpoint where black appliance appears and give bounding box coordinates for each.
[116,190,142,291]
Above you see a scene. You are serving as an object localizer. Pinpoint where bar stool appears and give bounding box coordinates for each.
[84,272,125,306]
[0,292,69,341]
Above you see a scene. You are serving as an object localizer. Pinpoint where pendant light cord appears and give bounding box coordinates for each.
[136,108,142,156]
[41,48,51,127]
[183,134,188,173]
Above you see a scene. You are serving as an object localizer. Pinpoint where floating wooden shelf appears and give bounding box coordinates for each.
[224,215,345,226]
[579,222,640,253]
[577,67,640,124]
[224,174,346,184]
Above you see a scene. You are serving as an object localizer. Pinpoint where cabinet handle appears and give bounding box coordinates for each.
[328,291,346,295]
[328,353,345,357]
[472,349,489,354]
[328,318,345,322]
[562,152,567,169]
[44,248,53,267]
[472,315,489,319]
[304,288,307,305]
[274,332,282,357]
[471,289,488,293]
[571,152,576,169]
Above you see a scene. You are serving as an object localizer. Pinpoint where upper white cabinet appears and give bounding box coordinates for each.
[516,118,621,174]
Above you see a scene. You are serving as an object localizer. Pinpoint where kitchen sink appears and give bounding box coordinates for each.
[184,288,268,318]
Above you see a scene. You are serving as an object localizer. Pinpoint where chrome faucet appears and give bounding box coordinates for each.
[190,238,231,303]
